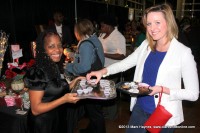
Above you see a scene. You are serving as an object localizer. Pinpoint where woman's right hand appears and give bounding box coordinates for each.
[86,68,107,84]
[63,93,79,104]
[69,76,85,89]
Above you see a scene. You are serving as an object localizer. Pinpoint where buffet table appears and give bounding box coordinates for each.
[0,88,29,133]
[0,105,28,133]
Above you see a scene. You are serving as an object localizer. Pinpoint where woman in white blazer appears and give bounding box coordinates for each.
[87,3,199,133]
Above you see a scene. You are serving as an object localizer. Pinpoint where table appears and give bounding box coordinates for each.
[0,106,28,133]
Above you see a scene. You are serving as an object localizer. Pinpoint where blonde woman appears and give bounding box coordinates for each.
[87,3,199,133]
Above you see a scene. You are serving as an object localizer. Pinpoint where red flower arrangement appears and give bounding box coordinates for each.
[26,59,35,68]
[5,59,35,79]
[5,69,17,79]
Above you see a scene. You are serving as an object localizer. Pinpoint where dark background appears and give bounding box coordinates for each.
[0,0,130,45]
[0,0,180,46]
[0,0,130,75]
[0,0,199,75]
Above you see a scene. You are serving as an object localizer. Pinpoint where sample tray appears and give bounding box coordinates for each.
[116,81,151,96]
[71,79,117,100]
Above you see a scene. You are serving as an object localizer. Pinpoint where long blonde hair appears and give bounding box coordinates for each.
[142,3,178,51]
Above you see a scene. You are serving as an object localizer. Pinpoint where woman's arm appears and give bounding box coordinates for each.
[87,41,148,84]
[105,35,126,60]
[29,90,79,116]
[171,48,199,101]
[87,43,144,83]
[69,76,85,89]
[148,86,170,95]
[149,48,199,101]
[104,53,125,60]
[86,68,108,84]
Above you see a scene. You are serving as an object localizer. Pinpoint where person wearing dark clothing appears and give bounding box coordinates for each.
[65,19,105,76]
[64,19,106,133]
[23,30,81,133]
[48,10,73,48]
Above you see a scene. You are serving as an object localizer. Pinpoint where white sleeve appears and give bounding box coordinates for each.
[170,48,199,101]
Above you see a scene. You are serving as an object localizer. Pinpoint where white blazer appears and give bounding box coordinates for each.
[107,38,199,126]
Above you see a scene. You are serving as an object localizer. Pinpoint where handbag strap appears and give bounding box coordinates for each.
[158,86,163,105]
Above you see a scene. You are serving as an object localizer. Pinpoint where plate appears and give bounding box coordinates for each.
[116,81,151,96]
[71,79,117,100]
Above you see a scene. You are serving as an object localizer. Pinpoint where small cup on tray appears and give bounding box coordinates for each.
[77,89,83,95]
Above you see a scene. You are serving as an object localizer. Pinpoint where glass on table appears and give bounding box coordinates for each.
[15,94,27,115]
[15,95,23,110]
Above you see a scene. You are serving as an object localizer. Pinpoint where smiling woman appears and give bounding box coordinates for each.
[23,30,82,133]
[86,3,199,133]
[44,33,63,62]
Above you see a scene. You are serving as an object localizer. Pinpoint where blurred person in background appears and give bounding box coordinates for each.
[99,14,126,68]
[48,9,73,48]
[98,14,126,120]
[64,19,106,133]
[134,19,146,50]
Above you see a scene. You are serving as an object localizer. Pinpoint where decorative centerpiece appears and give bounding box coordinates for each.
[0,31,9,76]
[11,79,24,93]
[11,75,25,94]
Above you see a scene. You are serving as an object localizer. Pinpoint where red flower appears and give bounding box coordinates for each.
[0,82,6,91]
[5,69,17,79]
[27,59,35,68]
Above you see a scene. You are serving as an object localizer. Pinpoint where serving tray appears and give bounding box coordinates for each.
[116,81,151,96]
[71,79,117,100]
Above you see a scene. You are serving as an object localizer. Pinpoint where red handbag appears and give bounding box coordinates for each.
[144,86,172,133]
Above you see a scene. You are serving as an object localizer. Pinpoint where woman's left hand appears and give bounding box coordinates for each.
[148,86,170,95]
[69,76,86,89]
[63,93,80,104]
[148,85,162,95]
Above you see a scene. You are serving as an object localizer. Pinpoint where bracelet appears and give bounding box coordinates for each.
[160,86,163,93]
[102,74,108,78]
[102,71,109,78]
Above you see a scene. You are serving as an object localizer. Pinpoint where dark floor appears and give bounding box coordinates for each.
[74,92,200,133]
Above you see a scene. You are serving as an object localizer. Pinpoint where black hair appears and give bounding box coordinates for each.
[53,9,63,15]
[99,14,117,27]
[35,30,63,84]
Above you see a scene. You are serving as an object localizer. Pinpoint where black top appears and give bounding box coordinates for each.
[47,24,73,48]
[23,66,69,133]
[24,66,69,102]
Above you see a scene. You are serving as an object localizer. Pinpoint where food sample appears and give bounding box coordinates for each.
[138,86,151,94]
[121,83,131,90]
